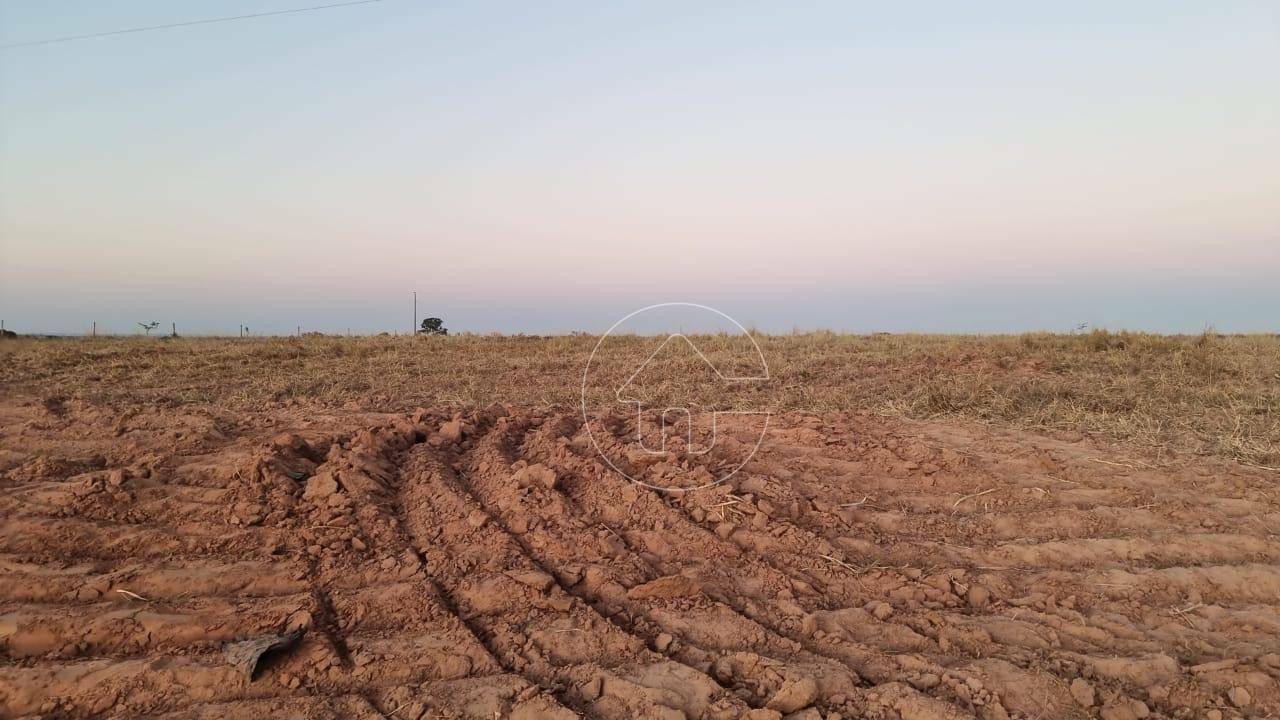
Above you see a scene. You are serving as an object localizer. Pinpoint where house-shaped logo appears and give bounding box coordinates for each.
[581,303,772,492]
[614,332,768,454]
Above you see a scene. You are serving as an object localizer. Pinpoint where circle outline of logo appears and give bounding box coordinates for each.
[580,302,771,493]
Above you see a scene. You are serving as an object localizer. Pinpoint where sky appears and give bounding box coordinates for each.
[1,1,1277,335]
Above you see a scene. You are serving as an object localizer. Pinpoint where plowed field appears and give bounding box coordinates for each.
[2,397,1277,719]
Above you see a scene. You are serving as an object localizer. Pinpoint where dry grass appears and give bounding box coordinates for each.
[2,330,1276,467]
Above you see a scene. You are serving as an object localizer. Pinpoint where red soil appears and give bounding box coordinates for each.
[1,398,1277,719]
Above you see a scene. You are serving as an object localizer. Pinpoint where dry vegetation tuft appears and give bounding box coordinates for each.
[2,330,1276,466]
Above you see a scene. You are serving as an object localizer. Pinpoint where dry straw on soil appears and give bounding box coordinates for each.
[2,330,1276,467]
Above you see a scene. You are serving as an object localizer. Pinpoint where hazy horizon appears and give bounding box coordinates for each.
[2,1,1277,335]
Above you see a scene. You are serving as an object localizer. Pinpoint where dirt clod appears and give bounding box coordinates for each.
[1229,686,1252,707]
[1070,678,1096,707]
[765,677,818,713]
[438,420,464,443]
[965,584,991,608]
[513,463,558,489]
[302,471,340,500]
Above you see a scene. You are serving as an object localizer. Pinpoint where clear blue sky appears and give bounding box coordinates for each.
[1,1,1277,334]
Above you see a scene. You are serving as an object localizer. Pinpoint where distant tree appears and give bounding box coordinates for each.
[419,317,448,336]
[138,321,159,336]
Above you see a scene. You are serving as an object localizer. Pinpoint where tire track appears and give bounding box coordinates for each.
[524,412,991,718]
[391,431,750,719]
[458,412,863,714]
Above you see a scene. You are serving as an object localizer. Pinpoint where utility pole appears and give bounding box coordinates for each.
[412,291,417,336]
[92,321,96,338]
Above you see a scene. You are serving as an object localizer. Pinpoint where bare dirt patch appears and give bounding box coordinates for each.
[1,395,1277,718]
